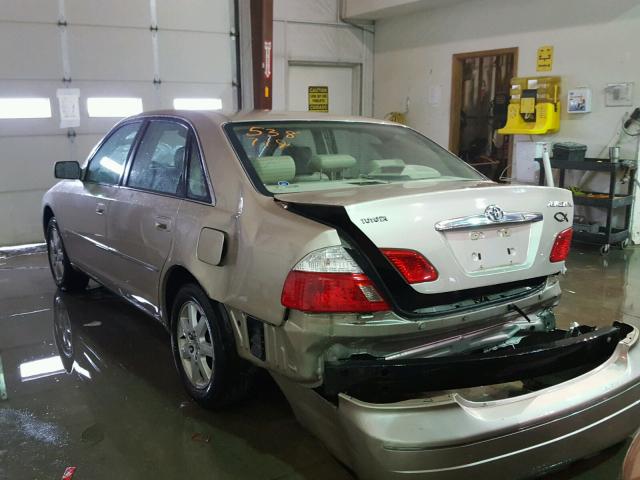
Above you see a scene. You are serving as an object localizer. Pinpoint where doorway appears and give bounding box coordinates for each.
[449,48,518,181]
[287,62,361,116]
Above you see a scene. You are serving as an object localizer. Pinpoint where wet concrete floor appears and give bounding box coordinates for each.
[0,245,639,479]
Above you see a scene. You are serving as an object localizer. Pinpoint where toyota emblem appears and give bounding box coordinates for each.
[484,205,504,222]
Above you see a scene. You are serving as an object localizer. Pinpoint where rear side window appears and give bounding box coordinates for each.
[127,120,188,196]
[186,139,211,203]
[85,122,141,185]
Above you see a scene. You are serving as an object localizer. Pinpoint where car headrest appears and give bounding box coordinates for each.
[310,154,356,171]
[251,156,296,184]
[174,146,185,166]
[282,145,313,175]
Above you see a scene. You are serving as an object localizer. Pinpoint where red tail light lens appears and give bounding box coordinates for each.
[281,246,390,313]
[281,271,390,313]
[550,227,573,262]
[381,249,438,283]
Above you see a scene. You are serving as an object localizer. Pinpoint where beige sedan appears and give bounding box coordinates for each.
[43,110,640,479]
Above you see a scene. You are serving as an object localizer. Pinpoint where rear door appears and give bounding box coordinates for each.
[59,121,142,279]
[106,119,188,317]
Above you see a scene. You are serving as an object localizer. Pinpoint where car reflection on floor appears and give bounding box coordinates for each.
[1,286,352,480]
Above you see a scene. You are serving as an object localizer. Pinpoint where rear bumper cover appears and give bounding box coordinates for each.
[275,324,640,479]
[322,323,630,400]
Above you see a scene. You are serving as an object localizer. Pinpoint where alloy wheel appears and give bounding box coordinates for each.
[48,227,65,283]
[177,300,214,389]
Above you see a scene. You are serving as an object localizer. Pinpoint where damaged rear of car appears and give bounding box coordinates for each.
[224,117,640,479]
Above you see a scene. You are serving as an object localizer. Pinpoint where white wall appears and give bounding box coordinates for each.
[271,0,374,115]
[0,0,236,246]
[374,0,640,240]
[344,0,467,20]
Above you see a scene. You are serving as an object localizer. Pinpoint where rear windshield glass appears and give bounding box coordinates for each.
[224,121,484,195]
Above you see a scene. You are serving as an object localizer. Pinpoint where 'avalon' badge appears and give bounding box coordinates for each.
[484,205,504,222]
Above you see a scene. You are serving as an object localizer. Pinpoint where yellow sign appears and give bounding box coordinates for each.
[536,45,553,72]
[308,86,328,112]
[520,97,536,114]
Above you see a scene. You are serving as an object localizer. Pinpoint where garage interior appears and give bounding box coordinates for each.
[1,0,640,479]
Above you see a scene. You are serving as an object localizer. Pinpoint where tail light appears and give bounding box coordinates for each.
[381,249,438,283]
[281,246,390,313]
[550,227,573,262]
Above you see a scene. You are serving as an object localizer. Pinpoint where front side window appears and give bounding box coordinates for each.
[225,121,484,195]
[127,120,188,196]
[85,122,141,185]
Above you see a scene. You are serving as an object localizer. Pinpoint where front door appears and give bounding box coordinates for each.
[106,119,188,317]
[60,121,142,280]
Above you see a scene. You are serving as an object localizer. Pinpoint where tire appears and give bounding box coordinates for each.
[46,217,89,291]
[170,283,254,409]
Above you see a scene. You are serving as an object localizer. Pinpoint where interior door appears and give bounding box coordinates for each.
[287,64,358,115]
[106,119,188,317]
[59,121,142,279]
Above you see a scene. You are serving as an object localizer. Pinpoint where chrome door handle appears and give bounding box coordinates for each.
[95,203,106,215]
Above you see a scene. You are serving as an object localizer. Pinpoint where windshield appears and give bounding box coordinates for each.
[225,121,484,195]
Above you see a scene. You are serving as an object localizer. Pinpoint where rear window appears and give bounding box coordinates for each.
[224,121,483,195]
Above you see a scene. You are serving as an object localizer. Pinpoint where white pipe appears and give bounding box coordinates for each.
[542,143,554,187]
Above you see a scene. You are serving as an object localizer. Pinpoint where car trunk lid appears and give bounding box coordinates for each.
[276,182,573,295]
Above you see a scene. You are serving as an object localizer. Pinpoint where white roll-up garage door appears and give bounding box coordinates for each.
[0,0,237,245]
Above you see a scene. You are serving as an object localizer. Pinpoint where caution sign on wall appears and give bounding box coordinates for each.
[308,86,329,112]
[536,45,553,72]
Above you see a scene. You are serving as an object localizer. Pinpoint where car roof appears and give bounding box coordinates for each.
[131,109,398,128]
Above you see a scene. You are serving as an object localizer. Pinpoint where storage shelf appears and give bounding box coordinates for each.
[573,194,634,208]
[535,158,637,172]
[573,228,629,246]
[536,156,636,251]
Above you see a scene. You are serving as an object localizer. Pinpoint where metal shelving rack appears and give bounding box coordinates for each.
[536,157,637,254]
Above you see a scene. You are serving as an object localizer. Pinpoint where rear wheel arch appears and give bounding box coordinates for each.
[163,265,208,326]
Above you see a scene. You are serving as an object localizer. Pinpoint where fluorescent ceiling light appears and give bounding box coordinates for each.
[19,355,65,381]
[87,97,143,118]
[173,98,222,111]
[0,97,52,119]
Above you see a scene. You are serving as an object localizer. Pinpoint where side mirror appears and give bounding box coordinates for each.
[54,161,81,180]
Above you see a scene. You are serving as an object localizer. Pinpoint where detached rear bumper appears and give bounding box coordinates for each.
[274,324,640,479]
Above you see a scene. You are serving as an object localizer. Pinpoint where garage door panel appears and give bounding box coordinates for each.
[157,0,230,33]
[158,82,235,113]
[0,136,69,192]
[0,1,235,246]
[69,80,156,135]
[65,0,151,28]
[0,80,62,137]
[0,189,48,246]
[0,0,58,23]
[0,24,62,80]
[68,26,153,81]
[159,31,232,84]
